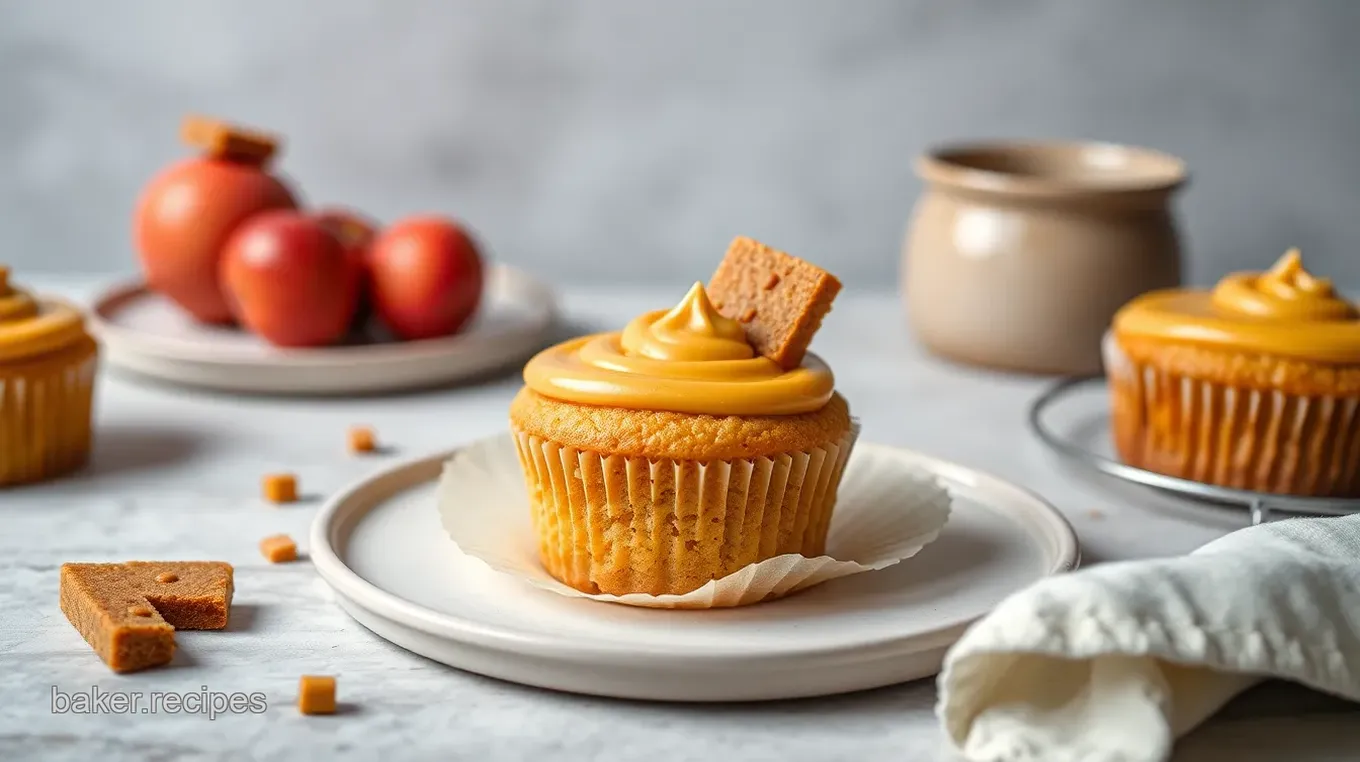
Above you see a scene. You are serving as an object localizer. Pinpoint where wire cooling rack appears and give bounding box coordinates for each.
[1027,375,1360,525]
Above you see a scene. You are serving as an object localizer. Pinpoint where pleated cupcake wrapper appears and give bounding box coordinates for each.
[437,430,953,609]
[1103,334,1360,496]
[0,340,98,486]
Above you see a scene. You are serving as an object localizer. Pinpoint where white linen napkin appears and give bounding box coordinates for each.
[937,513,1360,762]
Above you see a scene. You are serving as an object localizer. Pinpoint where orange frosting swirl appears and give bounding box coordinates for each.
[1113,249,1360,363]
[0,266,89,363]
[1210,249,1358,322]
[523,282,834,415]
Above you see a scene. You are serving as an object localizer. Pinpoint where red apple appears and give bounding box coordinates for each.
[134,157,298,324]
[315,207,378,268]
[315,207,380,332]
[219,210,361,347]
[366,215,483,341]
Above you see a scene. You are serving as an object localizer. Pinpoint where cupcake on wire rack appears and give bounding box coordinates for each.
[0,266,100,487]
[509,237,856,597]
[1107,248,1360,497]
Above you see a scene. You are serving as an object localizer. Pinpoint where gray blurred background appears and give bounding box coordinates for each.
[3,0,1359,289]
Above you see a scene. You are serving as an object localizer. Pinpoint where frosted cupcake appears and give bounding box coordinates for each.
[1107,249,1360,496]
[509,237,854,597]
[0,266,99,486]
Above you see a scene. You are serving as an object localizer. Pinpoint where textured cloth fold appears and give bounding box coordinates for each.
[937,514,1360,762]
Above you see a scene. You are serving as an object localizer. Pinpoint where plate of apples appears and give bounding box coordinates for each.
[89,116,558,395]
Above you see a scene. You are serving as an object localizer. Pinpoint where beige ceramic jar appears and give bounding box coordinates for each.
[902,141,1186,375]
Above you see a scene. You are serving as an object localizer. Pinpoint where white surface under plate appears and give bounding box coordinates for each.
[88,264,557,395]
[309,440,1081,702]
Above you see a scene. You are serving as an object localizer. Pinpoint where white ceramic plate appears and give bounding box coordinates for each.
[88,265,557,395]
[309,441,1080,702]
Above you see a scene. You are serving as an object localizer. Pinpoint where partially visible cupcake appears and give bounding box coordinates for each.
[1107,248,1360,496]
[0,266,99,487]
[510,237,854,598]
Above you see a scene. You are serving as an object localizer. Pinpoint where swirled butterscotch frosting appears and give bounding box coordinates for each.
[1113,249,1360,363]
[0,267,88,363]
[523,282,835,415]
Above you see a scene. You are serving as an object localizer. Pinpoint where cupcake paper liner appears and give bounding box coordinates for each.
[0,338,98,486]
[1104,334,1360,496]
[437,431,953,609]
[514,421,860,599]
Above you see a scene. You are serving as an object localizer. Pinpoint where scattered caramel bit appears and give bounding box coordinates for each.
[298,676,337,715]
[707,236,842,370]
[739,307,757,323]
[263,473,298,504]
[348,426,376,454]
[59,561,234,673]
[260,534,299,564]
[180,114,279,166]
[1088,508,1106,520]
[0,265,9,292]
[155,572,179,583]
[763,272,780,290]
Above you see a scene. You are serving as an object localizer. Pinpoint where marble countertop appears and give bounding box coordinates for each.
[3,278,1358,762]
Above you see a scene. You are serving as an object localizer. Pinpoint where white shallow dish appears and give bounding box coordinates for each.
[310,441,1080,702]
[89,264,557,395]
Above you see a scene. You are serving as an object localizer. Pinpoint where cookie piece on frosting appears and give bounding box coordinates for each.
[707,236,842,370]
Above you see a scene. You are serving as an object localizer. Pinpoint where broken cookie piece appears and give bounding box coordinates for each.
[59,561,234,673]
[707,236,842,370]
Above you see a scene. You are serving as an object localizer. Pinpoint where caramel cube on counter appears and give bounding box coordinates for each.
[263,473,298,504]
[298,675,337,715]
[259,534,298,563]
[348,426,376,454]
